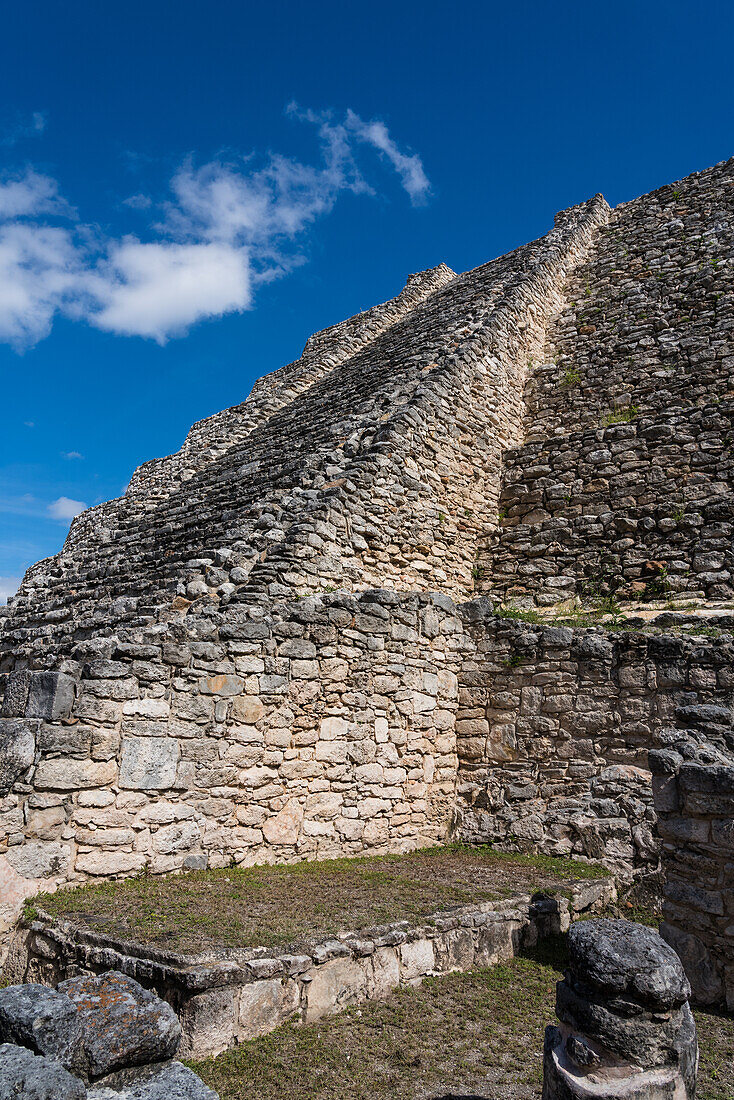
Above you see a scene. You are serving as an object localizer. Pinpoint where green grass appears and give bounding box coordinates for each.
[190,932,734,1100]
[30,845,608,955]
[494,606,542,623]
[602,404,640,426]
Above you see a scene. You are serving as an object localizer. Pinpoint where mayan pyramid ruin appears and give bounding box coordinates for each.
[1,156,733,1008]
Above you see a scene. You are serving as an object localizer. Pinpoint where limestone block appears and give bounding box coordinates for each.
[371,945,401,998]
[121,698,169,719]
[304,956,372,1022]
[434,927,475,972]
[75,850,147,876]
[152,820,200,854]
[5,842,71,880]
[399,937,435,980]
[262,799,303,845]
[119,736,180,790]
[0,855,41,941]
[238,977,300,1039]
[34,758,117,791]
[320,716,348,740]
[178,985,238,1059]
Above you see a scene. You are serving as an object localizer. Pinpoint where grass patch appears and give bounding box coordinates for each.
[494,606,542,623]
[31,846,607,955]
[602,404,640,426]
[190,932,734,1100]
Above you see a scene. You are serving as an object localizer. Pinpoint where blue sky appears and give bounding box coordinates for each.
[1,0,733,601]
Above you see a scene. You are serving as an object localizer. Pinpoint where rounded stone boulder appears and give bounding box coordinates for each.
[57,971,181,1079]
[0,982,82,1071]
[0,1042,86,1100]
[567,918,690,1009]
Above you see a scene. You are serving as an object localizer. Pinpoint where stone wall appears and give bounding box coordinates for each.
[487,401,734,605]
[650,730,734,1010]
[477,155,734,604]
[0,590,464,944]
[1,157,734,985]
[454,610,734,879]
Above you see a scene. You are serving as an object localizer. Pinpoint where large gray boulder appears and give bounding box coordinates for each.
[0,983,82,1072]
[57,971,181,1080]
[0,1043,86,1100]
[543,919,697,1099]
[87,1061,219,1099]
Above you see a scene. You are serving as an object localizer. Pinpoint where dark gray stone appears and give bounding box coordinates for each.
[0,719,36,795]
[567,918,690,1008]
[25,672,76,720]
[1,671,31,718]
[0,1043,86,1100]
[87,1061,218,1099]
[0,983,82,1071]
[544,920,697,1099]
[58,971,181,1079]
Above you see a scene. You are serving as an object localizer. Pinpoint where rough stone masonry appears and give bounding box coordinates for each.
[1,157,733,1004]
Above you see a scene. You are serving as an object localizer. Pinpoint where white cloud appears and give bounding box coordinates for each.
[0,576,21,605]
[0,169,68,218]
[0,106,431,347]
[345,111,430,205]
[88,240,251,341]
[62,450,83,460]
[48,496,87,521]
[0,222,83,347]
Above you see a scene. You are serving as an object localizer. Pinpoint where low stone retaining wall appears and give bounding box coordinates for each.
[4,878,614,1058]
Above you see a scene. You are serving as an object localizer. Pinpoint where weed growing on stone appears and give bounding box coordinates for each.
[602,404,640,426]
[494,606,541,623]
[559,366,581,388]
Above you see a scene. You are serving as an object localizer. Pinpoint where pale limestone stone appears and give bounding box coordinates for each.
[304,956,372,1022]
[178,986,238,1059]
[262,799,303,845]
[0,855,41,939]
[371,946,401,998]
[152,820,200,854]
[33,758,117,791]
[119,736,180,790]
[121,698,170,718]
[320,716,348,740]
[399,937,435,980]
[239,978,300,1039]
[231,696,264,723]
[75,850,146,875]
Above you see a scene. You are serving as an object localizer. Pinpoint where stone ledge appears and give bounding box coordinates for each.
[4,878,614,1058]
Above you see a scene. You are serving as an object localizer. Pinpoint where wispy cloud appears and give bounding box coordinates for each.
[48,496,87,521]
[62,450,83,460]
[0,107,431,349]
[0,110,47,148]
[0,169,70,218]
